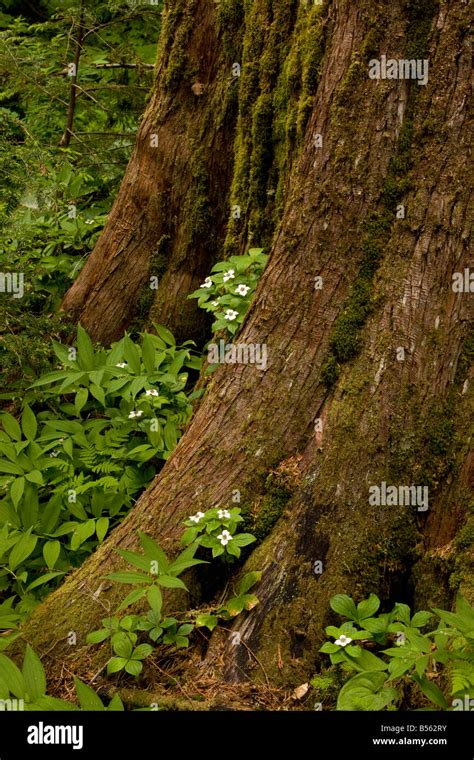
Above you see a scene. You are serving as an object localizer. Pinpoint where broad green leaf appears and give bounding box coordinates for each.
[21,406,37,441]
[133,644,153,660]
[26,572,64,591]
[107,694,125,711]
[357,594,380,621]
[75,388,88,415]
[330,594,358,621]
[239,571,262,595]
[86,629,111,644]
[9,530,38,570]
[112,632,133,659]
[153,324,175,346]
[74,678,104,711]
[413,675,449,709]
[0,653,25,697]
[195,614,218,631]
[125,659,143,676]
[123,335,141,374]
[116,587,147,612]
[116,549,151,572]
[22,645,46,700]
[1,413,21,441]
[141,334,156,375]
[157,575,187,590]
[96,517,109,543]
[411,611,433,628]
[138,533,169,572]
[147,586,162,616]
[90,385,105,406]
[25,470,43,485]
[107,657,127,674]
[106,571,152,585]
[43,540,60,569]
[77,324,95,371]
[11,477,25,507]
[0,460,24,475]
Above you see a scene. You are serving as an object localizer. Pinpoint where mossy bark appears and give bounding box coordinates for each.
[21,0,472,704]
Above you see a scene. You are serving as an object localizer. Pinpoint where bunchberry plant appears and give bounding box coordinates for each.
[188,249,268,336]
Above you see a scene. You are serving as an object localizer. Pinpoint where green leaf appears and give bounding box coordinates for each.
[43,540,60,569]
[413,675,449,709]
[89,384,105,406]
[107,694,125,711]
[112,632,133,659]
[0,460,24,475]
[125,659,143,676]
[1,413,21,441]
[337,672,398,711]
[75,388,88,415]
[195,614,218,631]
[96,517,109,543]
[163,421,177,451]
[86,629,111,644]
[330,594,358,621]
[357,594,380,621]
[77,324,95,371]
[25,470,43,485]
[106,571,151,585]
[22,645,46,700]
[141,334,156,375]
[11,477,25,507]
[21,406,37,441]
[107,657,127,675]
[74,677,105,711]
[116,549,151,572]
[133,644,153,660]
[26,572,64,591]
[410,611,433,628]
[9,530,38,570]
[157,575,188,590]
[153,324,176,346]
[147,586,162,616]
[0,653,25,697]
[138,533,169,572]
[123,335,141,374]
[238,571,262,595]
[116,587,148,612]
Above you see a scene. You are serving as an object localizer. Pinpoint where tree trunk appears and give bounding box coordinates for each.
[23,0,472,703]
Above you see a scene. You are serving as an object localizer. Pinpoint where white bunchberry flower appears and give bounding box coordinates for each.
[235,284,250,296]
[218,509,231,520]
[49,450,59,457]
[224,309,239,321]
[116,362,127,368]
[145,389,159,397]
[211,300,219,307]
[189,511,205,523]
[335,634,352,647]
[217,529,232,546]
[128,410,144,419]
[84,219,94,225]
[200,277,212,289]
[223,269,235,282]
